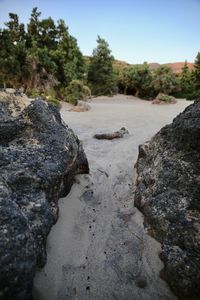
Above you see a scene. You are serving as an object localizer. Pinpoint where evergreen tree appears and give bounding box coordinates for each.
[0,13,26,88]
[180,61,193,94]
[25,8,58,92]
[52,19,85,87]
[0,28,13,88]
[27,7,41,47]
[26,9,85,92]
[38,17,57,49]
[88,36,115,95]
[152,66,178,95]
[5,13,25,42]
[0,8,86,94]
[193,52,200,92]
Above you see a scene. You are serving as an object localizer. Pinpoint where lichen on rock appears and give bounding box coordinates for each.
[0,94,89,299]
[134,99,200,299]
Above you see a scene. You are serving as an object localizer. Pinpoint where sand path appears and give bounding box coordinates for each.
[33,95,191,300]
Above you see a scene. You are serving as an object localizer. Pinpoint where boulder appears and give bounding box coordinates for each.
[69,100,91,112]
[94,127,129,140]
[0,94,89,299]
[134,99,200,299]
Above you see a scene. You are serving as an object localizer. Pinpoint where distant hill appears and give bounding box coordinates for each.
[148,62,194,73]
[113,60,194,74]
[163,62,194,73]
[84,57,194,74]
[148,63,160,70]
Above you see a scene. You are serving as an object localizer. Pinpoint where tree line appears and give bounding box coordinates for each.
[0,8,200,104]
[116,58,200,100]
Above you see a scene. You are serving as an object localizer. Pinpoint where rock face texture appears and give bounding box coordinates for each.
[0,94,89,300]
[135,99,200,299]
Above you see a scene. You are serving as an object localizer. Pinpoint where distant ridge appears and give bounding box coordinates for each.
[113,59,194,73]
[163,62,194,73]
[149,62,194,73]
[84,56,194,73]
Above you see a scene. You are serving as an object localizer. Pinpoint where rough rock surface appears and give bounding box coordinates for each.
[0,94,89,300]
[134,99,200,299]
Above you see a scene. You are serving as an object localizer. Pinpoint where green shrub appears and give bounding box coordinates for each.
[152,66,178,95]
[186,90,200,100]
[64,80,91,105]
[47,97,61,110]
[27,88,40,98]
[155,93,176,103]
[45,88,57,98]
[173,90,200,100]
[158,94,173,102]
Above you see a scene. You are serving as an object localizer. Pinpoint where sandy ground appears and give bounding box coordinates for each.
[33,95,191,300]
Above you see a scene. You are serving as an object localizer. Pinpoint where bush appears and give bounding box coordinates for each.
[26,88,61,109]
[186,90,200,100]
[157,94,175,102]
[47,97,61,110]
[173,90,200,100]
[152,66,178,95]
[64,80,91,105]
[152,93,176,104]
[45,88,57,98]
[27,88,40,98]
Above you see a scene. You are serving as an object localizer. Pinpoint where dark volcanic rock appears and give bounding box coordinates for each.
[134,99,200,299]
[0,95,89,299]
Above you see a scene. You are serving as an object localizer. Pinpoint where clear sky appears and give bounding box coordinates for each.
[0,0,199,64]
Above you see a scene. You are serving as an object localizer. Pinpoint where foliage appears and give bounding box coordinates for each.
[184,90,200,100]
[118,63,153,98]
[155,93,176,103]
[0,14,27,88]
[172,61,199,100]
[0,8,199,101]
[64,80,91,105]
[0,8,85,94]
[46,97,61,110]
[50,19,85,87]
[44,88,57,99]
[180,61,193,92]
[26,88,40,98]
[152,66,178,95]
[87,36,116,95]
[193,52,200,93]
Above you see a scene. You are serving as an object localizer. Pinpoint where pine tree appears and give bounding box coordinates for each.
[152,66,178,95]
[180,61,193,93]
[51,19,85,87]
[0,8,85,94]
[88,36,115,95]
[27,7,41,46]
[0,13,26,88]
[193,52,200,91]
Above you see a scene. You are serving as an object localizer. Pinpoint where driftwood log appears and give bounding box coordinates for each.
[94,127,129,140]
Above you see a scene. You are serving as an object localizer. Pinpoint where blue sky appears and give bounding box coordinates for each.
[0,0,199,64]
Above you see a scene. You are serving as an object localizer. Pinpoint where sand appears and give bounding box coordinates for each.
[33,95,191,300]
